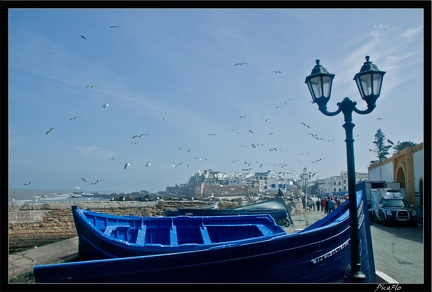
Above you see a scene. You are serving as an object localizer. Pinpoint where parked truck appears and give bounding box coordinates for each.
[355,180,394,209]
[356,180,416,226]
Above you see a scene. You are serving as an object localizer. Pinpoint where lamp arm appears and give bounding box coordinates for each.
[318,107,342,116]
[352,103,376,115]
[318,97,377,117]
[316,101,342,117]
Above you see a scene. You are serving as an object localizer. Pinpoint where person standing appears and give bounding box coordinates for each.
[277,188,283,198]
[321,197,326,213]
[324,197,329,214]
[311,199,316,211]
[336,197,342,208]
[327,197,335,214]
[315,199,320,211]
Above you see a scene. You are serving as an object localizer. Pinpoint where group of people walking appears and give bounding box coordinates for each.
[319,196,344,214]
[301,194,344,215]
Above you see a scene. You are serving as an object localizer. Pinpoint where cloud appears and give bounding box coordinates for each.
[401,26,423,39]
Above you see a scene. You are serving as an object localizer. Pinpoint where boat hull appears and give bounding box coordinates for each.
[34,190,375,283]
[73,206,286,260]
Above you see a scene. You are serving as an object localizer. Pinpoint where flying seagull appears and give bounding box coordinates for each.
[132,134,149,139]
[311,172,321,178]
[273,70,282,73]
[300,122,310,128]
[194,157,207,161]
[86,85,97,88]
[124,162,131,169]
[103,103,109,108]
[46,127,54,135]
[234,62,247,66]
[82,177,88,182]
[251,143,264,148]
[267,148,279,152]
[110,25,120,28]
[69,116,82,120]
[387,139,394,145]
[24,182,32,185]
[80,35,87,40]
[146,161,151,167]
[276,98,292,109]
[109,157,116,160]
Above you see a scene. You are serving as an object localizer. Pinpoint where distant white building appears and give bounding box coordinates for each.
[254,171,295,193]
[317,170,369,196]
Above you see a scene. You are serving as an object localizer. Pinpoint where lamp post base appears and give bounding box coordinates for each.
[350,270,366,282]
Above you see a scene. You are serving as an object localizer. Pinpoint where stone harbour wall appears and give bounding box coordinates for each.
[8,200,215,254]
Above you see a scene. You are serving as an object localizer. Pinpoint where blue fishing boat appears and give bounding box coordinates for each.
[34,190,376,283]
[71,205,286,260]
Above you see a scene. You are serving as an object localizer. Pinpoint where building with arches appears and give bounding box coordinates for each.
[368,142,424,222]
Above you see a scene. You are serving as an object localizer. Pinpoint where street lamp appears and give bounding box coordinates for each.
[305,56,385,282]
[301,167,311,210]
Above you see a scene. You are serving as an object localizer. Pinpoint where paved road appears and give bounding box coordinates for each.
[369,220,425,284]
[286,208,429,285]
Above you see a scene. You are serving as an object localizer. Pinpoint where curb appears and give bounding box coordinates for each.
[376,270,398,283]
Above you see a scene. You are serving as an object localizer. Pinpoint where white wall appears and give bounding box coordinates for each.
[369,161,393,181]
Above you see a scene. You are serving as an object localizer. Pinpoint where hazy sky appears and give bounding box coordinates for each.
[8,4,425,193]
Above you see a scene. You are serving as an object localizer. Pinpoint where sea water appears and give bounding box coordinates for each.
[8,188,112,204]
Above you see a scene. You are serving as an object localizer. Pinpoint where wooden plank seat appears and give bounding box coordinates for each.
[104,224,131,236]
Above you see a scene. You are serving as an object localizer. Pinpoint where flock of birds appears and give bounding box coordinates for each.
[24,24,361,189]
[38,77,332,188]
[39,97,331,187]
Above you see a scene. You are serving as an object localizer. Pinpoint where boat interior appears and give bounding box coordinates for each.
[81,210,286,247]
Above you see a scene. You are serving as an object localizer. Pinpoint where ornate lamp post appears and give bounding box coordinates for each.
[305,56,385,281]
